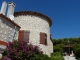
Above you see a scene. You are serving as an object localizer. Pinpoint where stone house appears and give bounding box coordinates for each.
[14,11,53,56]
[0,1,53,56]
[0,1,20,49]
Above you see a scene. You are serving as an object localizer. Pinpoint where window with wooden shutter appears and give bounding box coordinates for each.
[45,33,47,45]
[18,30,30,43]
[23,31,30,43]
[18,30,24,41]
[40,32,47,45]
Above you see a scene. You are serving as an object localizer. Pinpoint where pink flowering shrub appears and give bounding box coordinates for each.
[3,40,43,60]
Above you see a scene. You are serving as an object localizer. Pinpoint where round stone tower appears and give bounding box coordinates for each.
[14,11,53,56]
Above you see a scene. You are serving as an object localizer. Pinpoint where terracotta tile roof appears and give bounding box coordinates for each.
[0,14,21,28]
[14,11,52,27]
[64,44,74,47]
[0,40,7,46]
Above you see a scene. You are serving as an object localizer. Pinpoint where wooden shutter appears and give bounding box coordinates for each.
[40,32,47,45]
[40,32,46,44]
[18,30,24,41]
[23,31,30,43]
[45,33,47,45]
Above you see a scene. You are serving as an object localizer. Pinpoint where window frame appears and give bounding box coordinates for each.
[18,30,30,43]
[40,32,47,45]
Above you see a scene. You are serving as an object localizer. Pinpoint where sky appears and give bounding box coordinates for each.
[0,0,80,39]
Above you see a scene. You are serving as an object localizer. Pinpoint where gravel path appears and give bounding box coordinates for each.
[63,56,77,60]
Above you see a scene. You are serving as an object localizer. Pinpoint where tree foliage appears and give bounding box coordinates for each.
[53,37,80,59]
[54,44,64,53]
[73,44,80,58]
[53,37,79,45]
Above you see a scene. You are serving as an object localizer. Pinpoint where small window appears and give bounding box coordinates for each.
[45,34,47,45]
[23,31,30,43]
[18,30,24,41]
[18,30,30,43]
[40,32,47,45]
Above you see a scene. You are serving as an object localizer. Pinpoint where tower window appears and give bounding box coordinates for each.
[23,31,30,43]
[18,30,30,43]
[40,32,47,45]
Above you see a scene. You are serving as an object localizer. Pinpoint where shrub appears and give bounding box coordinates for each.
[50,52,64,60]
[3,40,43,60]
[3,57,11,60]
[54,44,64,53]
[30,53,51,60]
[3,40,65,60]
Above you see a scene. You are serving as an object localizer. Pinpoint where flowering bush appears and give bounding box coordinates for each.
[3,57,11,60]
[3,40,43,60]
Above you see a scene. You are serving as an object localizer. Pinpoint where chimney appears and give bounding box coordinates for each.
[7,2,15,17]
[0,1,7,15]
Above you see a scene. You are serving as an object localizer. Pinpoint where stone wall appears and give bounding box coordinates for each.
[14,15,53,56]
[0,16,20,43]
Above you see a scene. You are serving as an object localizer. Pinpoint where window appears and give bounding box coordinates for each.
[45,34,47,45]
[40,32,47,45]
[18,30,30,43]
[23,31,30,43]
[18,30,24,41]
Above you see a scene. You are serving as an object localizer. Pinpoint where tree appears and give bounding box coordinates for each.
[54,44,64,53]
[73,44,80,58]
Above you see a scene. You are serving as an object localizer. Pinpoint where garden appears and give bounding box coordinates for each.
[1,40,64,60]
[1,37,80,60]
[53,37,80,60]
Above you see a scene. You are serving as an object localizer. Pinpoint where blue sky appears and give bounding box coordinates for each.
[0,0,80,39]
